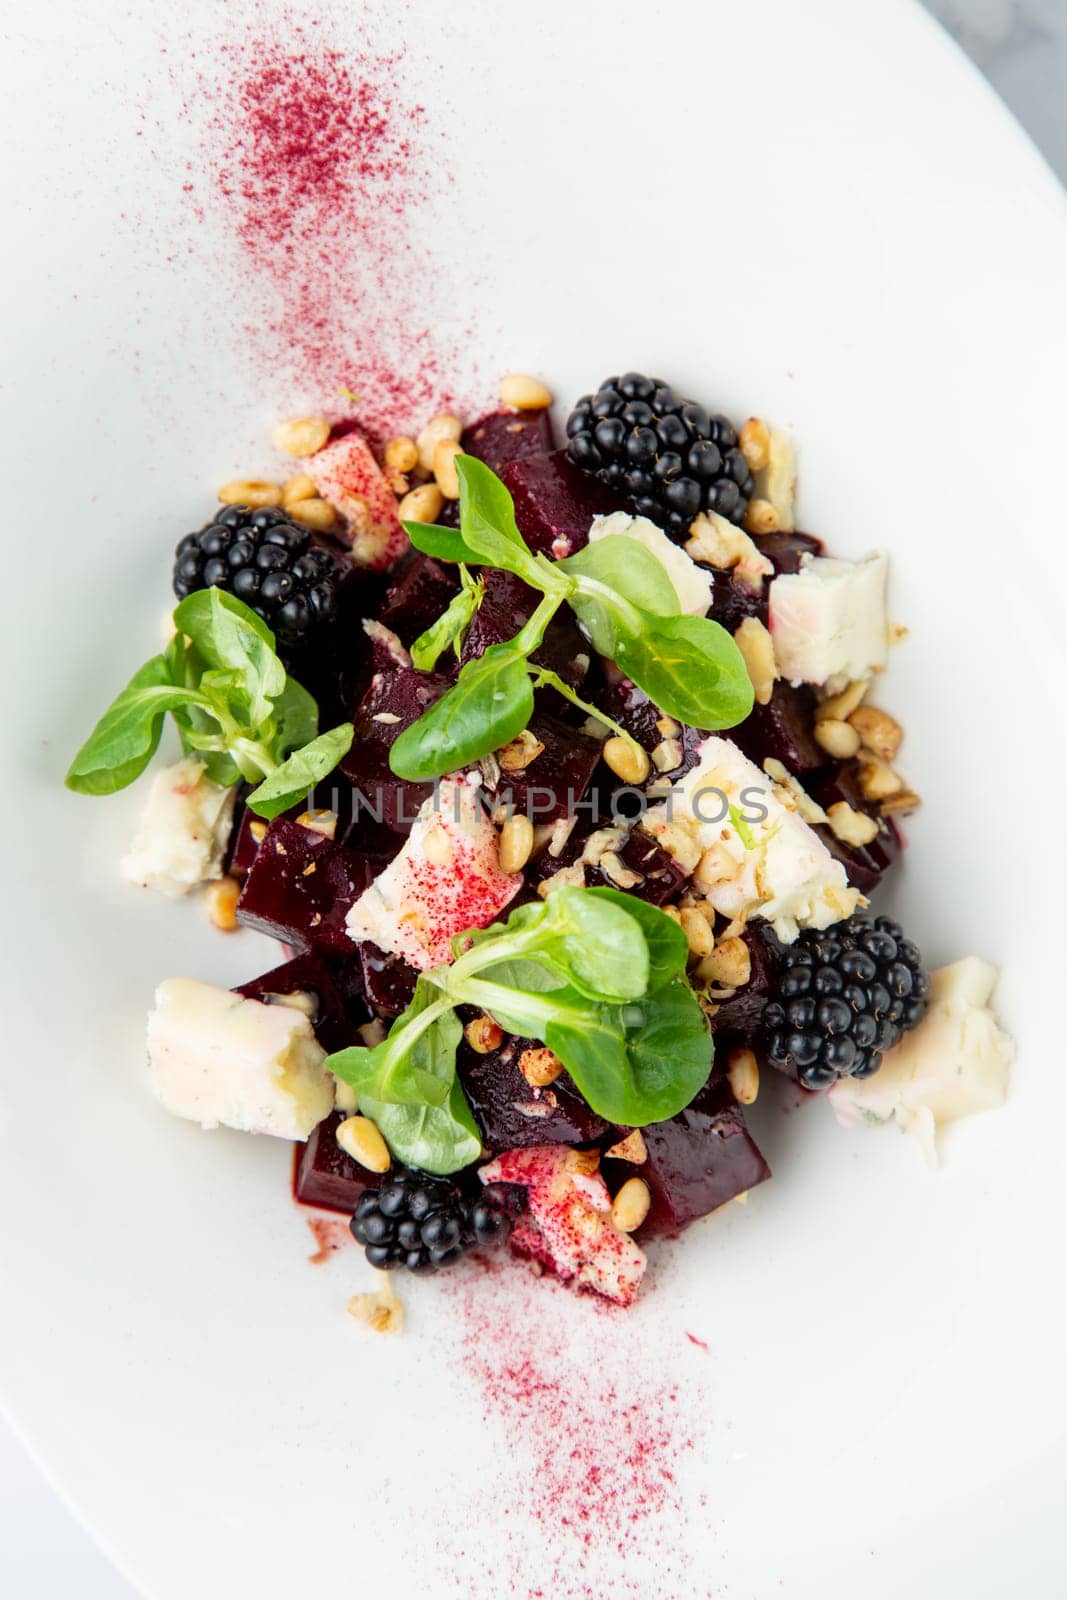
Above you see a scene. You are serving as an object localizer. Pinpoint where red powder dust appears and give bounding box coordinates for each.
[305,1215,352,1265]
[435,1258,715,1600]
[150,4,480,438]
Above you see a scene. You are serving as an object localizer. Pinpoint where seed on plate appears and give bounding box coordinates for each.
[384,435,419,474]
[651,738,684,773]
[217,479,283,508]
[295,809,338,840]
[520,1046,563,1087]
[433,438,464,499]
[738,417,771,473]
[500,373,553,410]
[679,906,714,959]
[878,788,922,816]
[605,1130,648,1164]
[416,412,463,475]
[204,877,240,931]
[814,718,862,759]
[281,472,318,505]
[743,497,779,535]
[603,736,651,785]
[286,497,338,532]
[498,729,546,771]
[347,1272,404,1334]
[398,483,445,524]
[848,705,903,762]
[857,751,904,801]
[272,416,330,457]
[697,936,752,990]
[334,1080,359,1115]
[335,1115,392,1173]
[815,678,869,722]
[727,1047,760,1105]
[498,813,534,874]
[598,851,643,889]
[733,616,777,706]
[465,1014,504,1054]
[611,1177,651,1233]
[249,819,268,845]
[825,801,880,846]
[386,469,410,496]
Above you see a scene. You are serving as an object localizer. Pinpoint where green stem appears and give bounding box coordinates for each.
[513,588,566,655]
[568,572,647,639]
[227,735,280,782]
[527,667,642,752]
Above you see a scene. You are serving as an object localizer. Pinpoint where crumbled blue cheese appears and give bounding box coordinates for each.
[829,958,1014,1166]
[588,511,713,616]
[642,736,860,942]
[768,551,889,689]
[121,757,236,898]
[147,978,334,1140]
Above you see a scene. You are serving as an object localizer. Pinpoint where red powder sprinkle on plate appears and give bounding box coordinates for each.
[305,1215,352,1265]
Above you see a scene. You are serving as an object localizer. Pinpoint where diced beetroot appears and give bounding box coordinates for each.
[706,567,767,633]
[501,449,620,558]
[707,924,784,1044]
[236,819,371,956]
[809,763,902,894]
[356,942,418,1016]
[733,680,827,775]
[458,1029,609,1150]
[340,662,450,832]
[377,554,460,645]
[758,530,823,575]
[484,711,603,825]
[460,568,590,691]
[526,818,692,907]
[294,1112,379,1213]
[596,678,704,775]
[607,1075,770,1238]
[305,430,406,570]
[462,407,557,476]
[234,952,368,1055]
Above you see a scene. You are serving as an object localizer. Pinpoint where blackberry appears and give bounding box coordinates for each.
[350,1170,525,1274]
[759,914,930,1091]
[565,372,755,534]
[172,505,344,647]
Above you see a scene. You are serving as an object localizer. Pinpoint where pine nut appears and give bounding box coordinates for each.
[603,736,650,785]
[272,417,330,457]
[249,819,268,845]
[848,705,903,763]
[348,1271,404,1334]
[606,1130,648,1164]
[499,813,534,874]
[520,1046,563,1087]
[612,1177,651,1233]
[815,679,869,722]
[334,1080,359,1114]
[282,473,318,505]
[878,788,921,816]
[733,616,777,706]
[814,718,862,759]
[826,801,880,847]
[295,809,338,840]
[398,483,445,524]
[218,480,283,508]
[287,497,338,532]
[738,417,771,473]
[204,877,240,931]
[464,1014,504,1054]
[500,373,553,410]
[651,738,684,773]
[335,1115,392,1173]
[743,497,779,535]
[384,436,419,473]
[697,936,752,989]
[386,469,410,497]
[598,851,642,889]
[416,413,463,474]
[727,1047,760,1105]
[857,752,904,801]
[433,438,464,499]
[499,730,545,771]
[679,906,714,960]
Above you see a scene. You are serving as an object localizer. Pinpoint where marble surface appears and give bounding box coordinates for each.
[2,3,1064,1596]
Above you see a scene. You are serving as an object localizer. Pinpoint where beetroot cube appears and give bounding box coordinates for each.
[294,1112,379,1213]
[234,952,368,1056]
[462,407,557,476]
[458,1030,609,1150]
[612,1075,770,1238]
[356,942,418,1017]
[378,555,460,645]
[602,828,690,907]
[706,568,767,633]
[501,449,619,558]
[459,568,589,693]
[733,680,827,775]
[340,663,450,832]
[486,711,602,824]
[596,679,703,776]
[810,763,902,895]
[236,820,371,956]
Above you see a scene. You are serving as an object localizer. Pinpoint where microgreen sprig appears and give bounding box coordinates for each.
[324,885,712,1174]
[66,588,354,819]
[388,457,754,782]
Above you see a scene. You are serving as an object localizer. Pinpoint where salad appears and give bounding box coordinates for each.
[67,370,1013,1319]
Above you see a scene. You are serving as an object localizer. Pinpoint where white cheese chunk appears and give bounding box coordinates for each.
[588,511,713,616]
[642,736,860,942]
[345,778,522,969]
[754,428,798,529]
[147,978,334,1140]
[121,757,236,898]
[829,958,1014,1167]
[768,551,889,689]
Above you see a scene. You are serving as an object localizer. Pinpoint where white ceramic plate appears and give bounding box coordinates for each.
[4,1,1067,1595]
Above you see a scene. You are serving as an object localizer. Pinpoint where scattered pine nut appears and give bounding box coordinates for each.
[500,373,553,410]
[399,483,445,524]
[205,877,240,931]
[465,1014,504,1054]
[282,473,318,506]
[738,417,771,473]
[348,1271,404,1334]
[815,679,869,723]
[814,718,862,759]
[499,813,534,874]
[679,906,714,960]
[287,497,338,532]
[335,1116,392,1173]
[384,436,419,474]
[856,752,904,801]
[743,497,779,535]
[603,737,651,785]
[416,413,463,475]
[848,705,903,763]
[433,438,463,499]
[606,1130,648,1164]
[520,1047,563,1087]
[879,788,922,817]
[249,819,268,845]
[295,809,338,840]
[826,802,880,847]
[733,616,777,706]
[697,936,752,990]
[727,1047,760,1105]
[218,480,283,509]
[651,738,684,773]
[272,417,330,457]
[611,1177,651,1233]
[498,730,545,771]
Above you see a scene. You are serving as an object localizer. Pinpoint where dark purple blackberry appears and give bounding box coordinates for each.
[565,372,755,534]
[350,1170,525,1274]
[759,914,930,1091]
[172,505,345,647]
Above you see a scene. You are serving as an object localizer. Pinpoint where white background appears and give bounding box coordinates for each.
[2,1,1064,1594]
